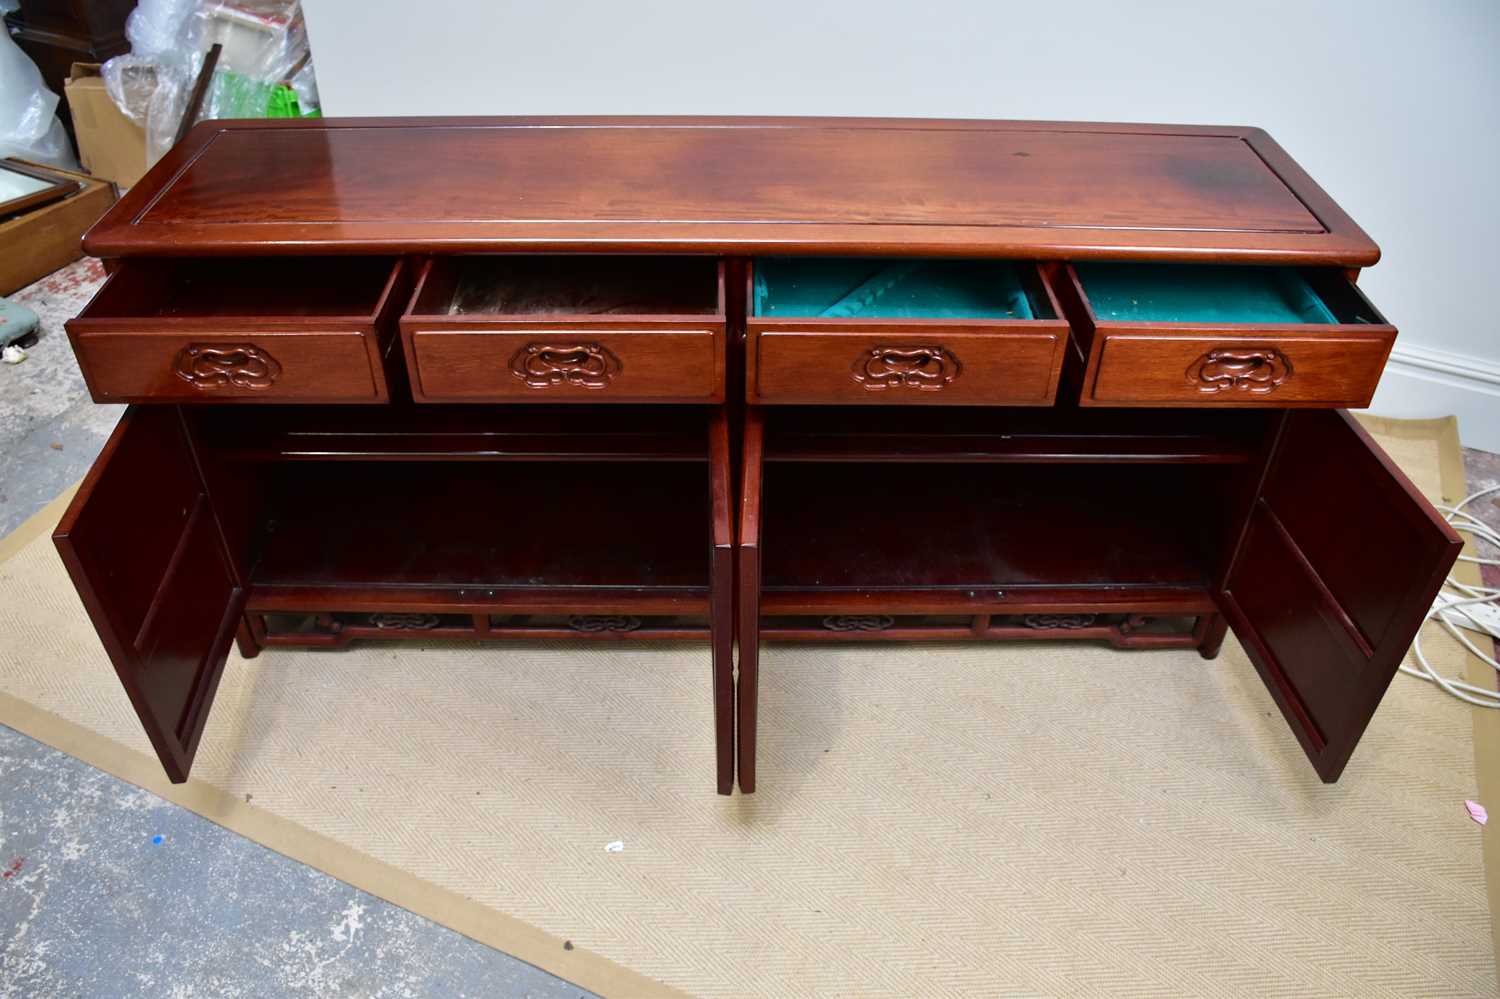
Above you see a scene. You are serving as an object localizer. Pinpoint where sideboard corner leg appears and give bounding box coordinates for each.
[235,617,262,659]
[1197,613,1229,660]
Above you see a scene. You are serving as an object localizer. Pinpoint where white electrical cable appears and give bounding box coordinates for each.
[1402,483,1500,707]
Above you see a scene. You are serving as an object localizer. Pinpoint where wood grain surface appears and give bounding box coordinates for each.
[84,117,1378,263]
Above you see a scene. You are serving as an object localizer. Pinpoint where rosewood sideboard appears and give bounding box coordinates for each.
[52,117,1461,795]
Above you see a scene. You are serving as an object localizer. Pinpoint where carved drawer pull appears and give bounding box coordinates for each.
[1186,347,1292,394]
[510,342,622,389]
[173,343,282,390]
[851,345,962,391]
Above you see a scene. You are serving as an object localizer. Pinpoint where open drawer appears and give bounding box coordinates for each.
[1057,263,1397,407]
[747,258,1069,405]
[400,256,727,403]
[66,257,409,403]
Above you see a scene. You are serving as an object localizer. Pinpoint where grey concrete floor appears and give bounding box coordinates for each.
[1,262,598,999]
[0,727,597,999]
[0,261,121,538]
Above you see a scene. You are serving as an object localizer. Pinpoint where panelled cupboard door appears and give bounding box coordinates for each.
[1217,410,1461,782]
[53,406,246,783]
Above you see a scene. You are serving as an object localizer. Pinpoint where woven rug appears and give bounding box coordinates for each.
[0,416,1494,997]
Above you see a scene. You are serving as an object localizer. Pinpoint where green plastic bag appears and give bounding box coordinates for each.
[209,69,320,119]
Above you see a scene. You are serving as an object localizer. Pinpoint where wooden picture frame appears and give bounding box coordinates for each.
[0,159,80,219]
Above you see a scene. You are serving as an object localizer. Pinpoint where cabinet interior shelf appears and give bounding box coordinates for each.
[761,407,1266,464]
[759,462,1226,598]
[193,404,712,463]
[248,461,713,602]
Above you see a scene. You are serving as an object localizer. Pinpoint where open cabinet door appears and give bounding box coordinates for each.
[53,406,246,783]
[708,407,736,795]
[736,408,764,794]
[1217,410,1461,782]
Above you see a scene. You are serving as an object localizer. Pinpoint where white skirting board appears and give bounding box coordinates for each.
[1366,344,1500,454]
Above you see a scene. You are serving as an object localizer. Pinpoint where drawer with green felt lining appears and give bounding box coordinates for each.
[746,258,1070,406]
[1055,263,1397,408]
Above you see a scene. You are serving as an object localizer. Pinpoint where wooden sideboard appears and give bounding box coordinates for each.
[52,117,1461,795]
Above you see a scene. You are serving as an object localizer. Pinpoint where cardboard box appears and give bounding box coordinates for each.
[0,161,115,296]
[64,63,148,189]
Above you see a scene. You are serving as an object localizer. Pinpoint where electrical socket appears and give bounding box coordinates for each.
[1434,593,1500,641]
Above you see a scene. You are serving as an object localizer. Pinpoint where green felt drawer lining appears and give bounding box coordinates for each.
[753,259,1339,326]
[1074,263,1337,325]
[753,258,1035,320]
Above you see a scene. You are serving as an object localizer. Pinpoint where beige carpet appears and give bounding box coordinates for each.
[0,416,1495,997]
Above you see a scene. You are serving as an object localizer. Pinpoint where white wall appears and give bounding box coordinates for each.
[302,0,1500,448]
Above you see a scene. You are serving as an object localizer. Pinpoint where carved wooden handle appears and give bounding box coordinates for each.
[510,342,623,389]
[173,343,282,390]
[850,345,962,391]
[1186,347,1292,394]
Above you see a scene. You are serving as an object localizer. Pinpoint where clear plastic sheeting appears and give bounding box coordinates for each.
[102,0,320,167]
[0,32,78,169]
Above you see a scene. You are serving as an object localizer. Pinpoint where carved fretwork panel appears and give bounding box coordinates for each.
[822,614,896,632]
[1023,613,1099,630]
[369,613,442,631]
[568,615,643,633]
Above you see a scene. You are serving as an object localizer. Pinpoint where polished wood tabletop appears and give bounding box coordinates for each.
[88,116,1377,263]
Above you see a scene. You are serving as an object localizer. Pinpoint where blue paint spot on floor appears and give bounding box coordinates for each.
[151,834,164,845]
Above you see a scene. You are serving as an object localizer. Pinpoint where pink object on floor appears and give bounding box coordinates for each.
[1465,800,1488,825]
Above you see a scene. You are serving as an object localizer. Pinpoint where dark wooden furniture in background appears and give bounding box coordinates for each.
[4,0,133,145]
[54,118,1460,796]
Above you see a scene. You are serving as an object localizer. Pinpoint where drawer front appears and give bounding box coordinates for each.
[407,327,724,402]
[751,328,1063,405]
[71,329,384,403]
[1086,333,1393,407]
